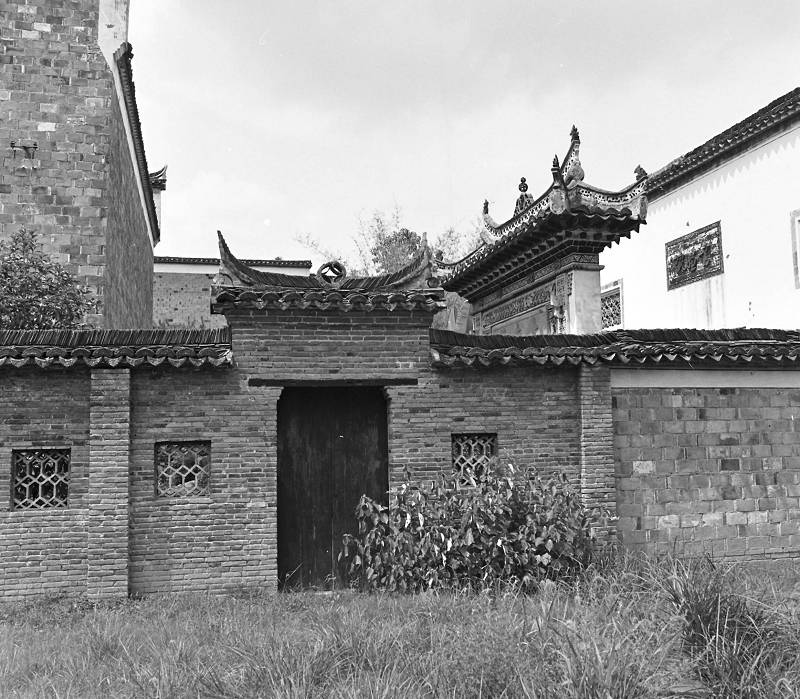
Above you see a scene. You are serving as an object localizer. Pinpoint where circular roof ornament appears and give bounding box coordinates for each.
[316,260,347,288]
[518,177,528,193]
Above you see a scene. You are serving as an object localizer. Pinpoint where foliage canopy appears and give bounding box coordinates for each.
[0,228,91,329]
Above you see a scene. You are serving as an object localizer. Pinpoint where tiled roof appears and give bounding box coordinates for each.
[114,43,160,245]
[214,232,444,313]
[213,288,444,313]
[647,87,800,199]
[154,255,312,269]
[442,128,646,300]
[0,328,232,369]
[429,328,800,369]
[442,208,643,300]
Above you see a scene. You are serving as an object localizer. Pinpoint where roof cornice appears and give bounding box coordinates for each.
[430,328,800,369]
[0,328,232,370]
[113,42,161,245]
[647,87,800,200]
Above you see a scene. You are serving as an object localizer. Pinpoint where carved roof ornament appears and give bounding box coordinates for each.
[448,126,649,299]
[634,164,648,181]
[316,260,347,289]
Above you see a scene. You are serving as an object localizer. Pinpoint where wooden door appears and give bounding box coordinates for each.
[277,387,388,589]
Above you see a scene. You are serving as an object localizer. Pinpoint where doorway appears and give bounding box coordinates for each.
[277,387,389,589]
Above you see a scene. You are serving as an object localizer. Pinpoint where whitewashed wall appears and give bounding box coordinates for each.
[601,124,800,329]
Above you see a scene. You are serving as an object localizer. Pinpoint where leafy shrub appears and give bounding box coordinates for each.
[338,460,596,592]
[0,227,91,329]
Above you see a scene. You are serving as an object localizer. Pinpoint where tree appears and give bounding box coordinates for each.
[0,227,91,329]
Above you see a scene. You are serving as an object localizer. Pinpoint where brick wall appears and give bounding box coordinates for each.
[0,0,153,328]
[153,272,224,329]
[129,368,275,594]
[229,309,585,497]
[103,95,153,328]
[613,384,800,558]
[0,368,90,600]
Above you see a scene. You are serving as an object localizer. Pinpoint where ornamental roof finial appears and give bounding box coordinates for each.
[634,164,648,181]
[518,177,528,193]
[483,199,489,215]
[570,124,580,143]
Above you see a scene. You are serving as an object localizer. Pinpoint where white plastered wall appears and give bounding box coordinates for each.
[601,124,800,330]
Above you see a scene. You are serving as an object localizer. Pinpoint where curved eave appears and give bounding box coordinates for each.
[443,209,642,300]
[218,232,437,292]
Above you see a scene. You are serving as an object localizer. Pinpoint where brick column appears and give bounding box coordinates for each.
[87,369,131,599]
[578,364,617,541]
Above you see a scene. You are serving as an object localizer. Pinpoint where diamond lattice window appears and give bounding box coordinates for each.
[601,288,622,328]
[452,433,497,474]
[12,448,70,509]
[155,441,211,497]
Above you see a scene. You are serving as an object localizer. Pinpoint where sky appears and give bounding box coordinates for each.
[128,1,800,266]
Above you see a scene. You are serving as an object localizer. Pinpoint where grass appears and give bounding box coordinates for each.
[0,555,797,698]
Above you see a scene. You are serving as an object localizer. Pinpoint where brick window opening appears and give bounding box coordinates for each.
[155,441,210,497]
[452,433,497,475]
[12,448,70,509]
[601,287,622,329]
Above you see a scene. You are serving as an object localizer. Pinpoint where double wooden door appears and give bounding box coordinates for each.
[277,387,388,589]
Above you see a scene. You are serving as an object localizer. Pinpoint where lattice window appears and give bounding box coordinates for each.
[12,448,70,509]
[601,288,622,328]
[452,433,497,474]
[155,441,211,497]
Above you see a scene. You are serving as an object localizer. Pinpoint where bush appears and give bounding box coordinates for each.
[0,227,91,329]
[338,460,596,592]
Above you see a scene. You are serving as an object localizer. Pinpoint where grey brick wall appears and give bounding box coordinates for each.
[613,386,800,558]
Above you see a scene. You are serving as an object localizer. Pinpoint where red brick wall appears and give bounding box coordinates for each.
[0,368,90,600]
[0,1,153,328]
[153,272,224,329]
[613,385,800,558]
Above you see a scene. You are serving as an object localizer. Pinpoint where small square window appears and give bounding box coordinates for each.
[11,448,70,509]
[452,433,497,475]
[155,441,211,497]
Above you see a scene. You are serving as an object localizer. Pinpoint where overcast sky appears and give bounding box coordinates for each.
[129,1,800,265]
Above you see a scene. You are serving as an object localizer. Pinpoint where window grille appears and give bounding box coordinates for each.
[155,441,211,497]
[12,448,70,509]
[601,288,622,328]
[452,433,497,474]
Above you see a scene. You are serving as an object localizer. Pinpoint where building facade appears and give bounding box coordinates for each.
[153,255,311,328]
[600,88,800,330]
[0,0,159,327]
[0,231,798,600]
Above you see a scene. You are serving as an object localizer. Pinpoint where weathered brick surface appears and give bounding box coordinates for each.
[128,368,276,594]
[613,386,800,558]
[229,311,583,488]
[153,272,224,329]
[0,0,152,327]
[578,365,616,540]
[0,368,90,600]
[87,369,130,598]
[104,96,153,328]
